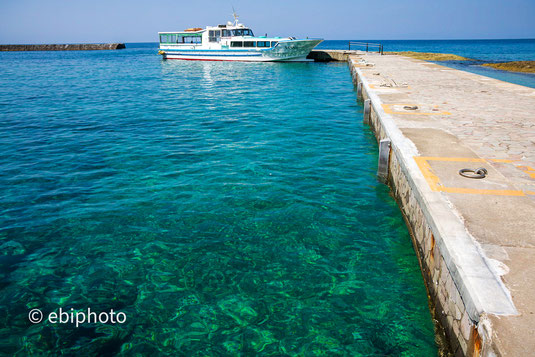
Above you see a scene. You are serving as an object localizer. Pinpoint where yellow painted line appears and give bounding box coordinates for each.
[419,157,485,163]
[491,159,517,163]
[514,165,535,180]
[517,166,535,171]
[441,187,525,196]
[382,104,451,116]
[419,157,515,164]
[525,191,535,195]
[414,156,527,197]
[414,157,441,191]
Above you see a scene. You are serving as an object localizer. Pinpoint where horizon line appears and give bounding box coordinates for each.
[2,38,535,46]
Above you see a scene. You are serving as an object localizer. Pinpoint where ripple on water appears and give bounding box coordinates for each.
[0,47,437,355]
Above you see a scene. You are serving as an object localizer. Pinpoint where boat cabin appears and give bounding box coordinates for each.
[158,23,280,50]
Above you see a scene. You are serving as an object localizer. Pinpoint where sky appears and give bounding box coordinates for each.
[0,0,534,44]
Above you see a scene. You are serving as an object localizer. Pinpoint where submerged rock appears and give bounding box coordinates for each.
[0,240,25,255]
[482,61,535,73]
[387,51,472,61]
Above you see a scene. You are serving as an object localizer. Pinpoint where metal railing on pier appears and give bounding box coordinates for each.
[348,41,384,55]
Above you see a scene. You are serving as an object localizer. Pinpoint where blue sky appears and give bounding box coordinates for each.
[1,0,534,43]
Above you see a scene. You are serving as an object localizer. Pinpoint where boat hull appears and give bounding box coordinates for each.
[160,39,322,62]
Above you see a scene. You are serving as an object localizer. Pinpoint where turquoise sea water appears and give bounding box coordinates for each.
[318,39,535,88]
[0,47,438,355]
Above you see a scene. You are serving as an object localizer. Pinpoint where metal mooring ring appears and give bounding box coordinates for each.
[459,167,488,179]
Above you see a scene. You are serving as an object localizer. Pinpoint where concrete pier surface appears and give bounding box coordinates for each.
[349,53,535,356]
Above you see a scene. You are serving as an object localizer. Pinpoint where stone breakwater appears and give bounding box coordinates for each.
[0,43,125,51]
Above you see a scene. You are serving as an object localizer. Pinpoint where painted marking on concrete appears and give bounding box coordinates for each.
[418,157,513,163]
[414,156,441,191]
[440,187,525,196]
[516,165,535,179]
[414,156,527,196]
[490,159,516,163]
[382,103,451,115]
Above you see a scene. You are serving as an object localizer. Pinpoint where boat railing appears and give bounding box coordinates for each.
[348,41,384,55]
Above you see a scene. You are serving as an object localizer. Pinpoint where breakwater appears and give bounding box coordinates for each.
[349,53,535,356]
[0,43,125,51]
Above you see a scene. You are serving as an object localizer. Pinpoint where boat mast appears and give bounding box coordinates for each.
[232,7,239,27]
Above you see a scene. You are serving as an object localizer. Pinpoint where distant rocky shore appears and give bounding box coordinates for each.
[386,51,472,61]
[482,61,535,73]
[0,43,125,51]
[388,51,535,74]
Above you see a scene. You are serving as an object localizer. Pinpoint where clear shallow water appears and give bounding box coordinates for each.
[318,39,535,88]
[0,47,437,355]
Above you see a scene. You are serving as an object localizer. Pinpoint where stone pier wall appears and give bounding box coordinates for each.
[307,50,357,62]
[348,60,494,357]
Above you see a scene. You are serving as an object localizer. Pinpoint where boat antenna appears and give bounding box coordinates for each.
[232,6,239,26]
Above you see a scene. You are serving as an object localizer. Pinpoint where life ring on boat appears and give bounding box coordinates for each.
[157,50,165,55]
[184,28,202,32]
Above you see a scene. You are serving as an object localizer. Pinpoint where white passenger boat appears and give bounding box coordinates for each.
[158,14,322,62]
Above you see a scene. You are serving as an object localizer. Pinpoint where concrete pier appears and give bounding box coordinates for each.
[0,43,126,51]
[349,53,535,356]
[307,49,360,62]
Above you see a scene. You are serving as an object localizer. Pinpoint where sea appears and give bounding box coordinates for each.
[0,39,532,355]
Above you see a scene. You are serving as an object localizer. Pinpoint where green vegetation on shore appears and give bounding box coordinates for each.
[386,51,472,61]
[482,61,535,73]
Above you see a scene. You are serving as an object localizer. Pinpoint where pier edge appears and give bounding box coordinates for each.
[348,57,517,357]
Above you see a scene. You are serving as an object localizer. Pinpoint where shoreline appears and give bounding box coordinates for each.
[385,51,473,61]
[482,61,535,73]
[386,51,535,74]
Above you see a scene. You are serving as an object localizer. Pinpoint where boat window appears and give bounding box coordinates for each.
[183,36,202,44]
[222,29,232,37]
[208,30,221,43]
[271,41,278,47]
[243,41,255,47]
[230,41,243,47]
[170,34,177,43]
[236,29,252,36]
[232,29,253,37]
[256,41,270,48]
